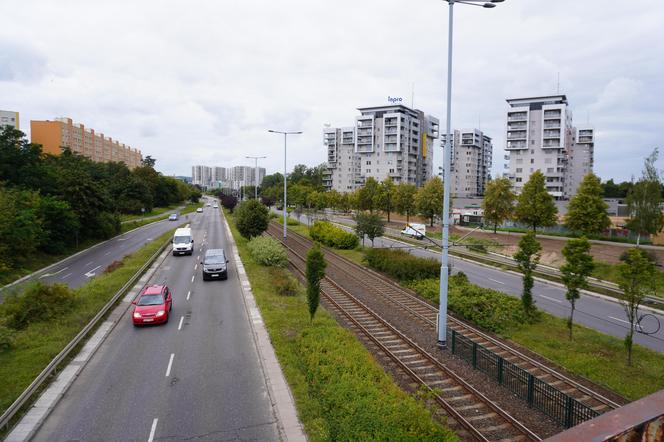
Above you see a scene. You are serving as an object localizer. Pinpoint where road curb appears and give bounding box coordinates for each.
[221,211,307,442]
[4,246,171,442]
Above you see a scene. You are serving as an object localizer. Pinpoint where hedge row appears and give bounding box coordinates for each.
[310,221,358,249]
[247,236,288,267]
[364,248,440,281]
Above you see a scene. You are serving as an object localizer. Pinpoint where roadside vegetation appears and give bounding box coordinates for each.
[119,202,202,233]
[0,228,176,417]
[225,210,457,441]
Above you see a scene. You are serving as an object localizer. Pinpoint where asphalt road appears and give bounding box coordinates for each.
[283,210,664,353]
[32,204,279,441]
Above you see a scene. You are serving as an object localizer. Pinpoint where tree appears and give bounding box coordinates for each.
[38,196,80,254]
[234,200,269,239]
[394,183,417,223]
[220,194,238,212]
[560,238,594,339]
[482,177,515,233]
[358,177,380,212]
[415,177,444,227]
[354,212,385,247]
[514,170,558,233]
[565,173,611,236]
[141,155,157,168]
[617,248,656,365]
[306,244,326,322]
[602,179,634,198]
[376,178,396,222]
[513,232,541,314]
[626,149,664,245]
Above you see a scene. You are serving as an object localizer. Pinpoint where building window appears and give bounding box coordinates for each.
[530,159,534,164]
[516,177,522,183]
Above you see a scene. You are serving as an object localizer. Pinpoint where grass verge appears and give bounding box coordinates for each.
[229,211,457,441]
[0,228,175,417]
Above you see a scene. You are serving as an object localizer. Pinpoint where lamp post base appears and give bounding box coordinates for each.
[437,340,447,350]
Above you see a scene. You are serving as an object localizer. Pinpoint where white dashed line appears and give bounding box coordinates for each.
[148,418,158,442]
[191,275,195,283]
[539,294,563,304]
[608,316,630,325]
[84,261,93,266]
[187,290,191,300]
[104,251,111,256]
[178,316,184,330]
[165,353,174,377]
[194,264,198,270]
[61,272,73,279]
[488,278,505,285]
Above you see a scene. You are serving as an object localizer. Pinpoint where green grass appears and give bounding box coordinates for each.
[0,229,175,417]
[592,261,664,299]
[229,211,457,441]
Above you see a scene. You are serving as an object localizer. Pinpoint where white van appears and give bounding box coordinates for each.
[401,223,426,240]
[172,227,194,255]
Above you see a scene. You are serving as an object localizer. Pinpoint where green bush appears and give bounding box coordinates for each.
[310,221,358,249]
[235,200,270,239]
[269,267,299,296]
[0,325,16,351]
[364,248,440,281]
[0,283,78,330]
[248,236,288,267]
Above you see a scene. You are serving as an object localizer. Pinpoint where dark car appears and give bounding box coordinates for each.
[201,249,229,280]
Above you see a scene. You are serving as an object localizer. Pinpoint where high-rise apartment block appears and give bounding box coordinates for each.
[191,164,265,189]
[0,110,19,129]
[323,105,439,192]
[192,165,212,187]
[230,165,265,189]
[504,95,593,199]
[443,129,493,197]
[31,117,142,169]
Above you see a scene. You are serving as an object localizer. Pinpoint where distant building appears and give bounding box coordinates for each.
[230,165,265,189]
[442,129,493,197]
[0,110,19,130]
[192,165,212,187]
[323,104,439,192]
[504,95,594,199]
[31,117,142,169]
[192,164,264,189]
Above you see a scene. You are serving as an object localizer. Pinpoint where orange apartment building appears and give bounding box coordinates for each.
[31,117,142,169]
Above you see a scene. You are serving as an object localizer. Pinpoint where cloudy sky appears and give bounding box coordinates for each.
[2,0,663,182]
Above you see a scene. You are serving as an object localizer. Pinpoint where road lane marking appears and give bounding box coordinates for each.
[191,275,195,283]
[178,316,184,330]
[197,255,200,260]
[488,278,504,285]
[165,353,174,377]
[148,418,158,442]
[187,290,191,300]
[194,264,198,270]
[608,316,630,325]
[61,272,73,279]
[104,251,111,256]
[39,266,69,279]
[84,261,93,266]
[539,294,563,304]
[84,265,101,278]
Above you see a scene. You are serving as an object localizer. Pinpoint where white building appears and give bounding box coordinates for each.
[192,165,212,187]
[504,95,593,199]
[443,129,493,197]
[324,104,439,192]
[230,165,266,189]
[0,110,19,130]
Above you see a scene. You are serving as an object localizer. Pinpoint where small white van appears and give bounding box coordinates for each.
[172,227,194,255]
[401,223,426,240]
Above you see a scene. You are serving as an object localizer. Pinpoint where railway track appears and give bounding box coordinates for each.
[267,223,622,416]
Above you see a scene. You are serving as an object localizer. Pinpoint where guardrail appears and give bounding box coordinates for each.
[0,237,171,432]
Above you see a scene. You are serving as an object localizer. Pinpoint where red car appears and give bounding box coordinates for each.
[132,285,173,326]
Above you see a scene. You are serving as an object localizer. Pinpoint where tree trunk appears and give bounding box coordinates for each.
[636,232,641,246]
[406,212,410,224]
[568,299,576,340]
[387,208,390,223]
[430,215,434,227]
[494,222,498,234]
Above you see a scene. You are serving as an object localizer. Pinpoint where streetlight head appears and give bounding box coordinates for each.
[483,2,496,7]
[268,129,277,133]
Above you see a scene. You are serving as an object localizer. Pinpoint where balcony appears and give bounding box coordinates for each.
[507,123,527,130]
[507,131,527,140]
[508,113,527,121]
[578,136,593,144]
[506,142,527,150]
[543,122,560,129]
[543,141,561,148]
[544,110,561,118]
[543,130,560,138]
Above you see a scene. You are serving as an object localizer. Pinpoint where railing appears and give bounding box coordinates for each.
[0,237,171,432]
[448,328,599,428]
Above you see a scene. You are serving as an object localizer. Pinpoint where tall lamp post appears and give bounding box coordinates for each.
[268,129,303,240]
[438,0,504,348]
[246,155,266,199]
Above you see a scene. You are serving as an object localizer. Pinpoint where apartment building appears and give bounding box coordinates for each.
[192,165,212,187]
[31,117,142,169]
[504,95,593,199]
[442,129,493,197]
[230,165,266,189]
[0,110,19,129]
[324,104,439,192]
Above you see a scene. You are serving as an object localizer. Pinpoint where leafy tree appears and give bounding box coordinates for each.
[617,248,656,365]
[565,173,611,236]
[141,155,157,168]
[326,190,342,212]
[482,177,515,233]
[514,232,541,314]
[358,177,380,212]
[306,244,326,322]
[0,186,43,272]
[415,177,444,227]
[626,149,664,245]
[234,200,269,239]
[394,183,417,223]
[38,196,80,254]
[514,170,558,233]
[220,194,238,212]
[376,178,396,222]
[189,188,202,203]
[560,238,594,339]
[354,212,385,247]
[602,179,634,199]
[261,172,284,190]
[0,126,47,190]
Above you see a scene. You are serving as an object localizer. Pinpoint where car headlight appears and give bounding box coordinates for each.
[133,311,142,318]
[156,310,166,317]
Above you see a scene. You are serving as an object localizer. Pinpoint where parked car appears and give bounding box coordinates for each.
[132,285,173,326]
[168,213,178,221]
[196,207,203,213]
[172,227,193,255]
[201,248,229,280]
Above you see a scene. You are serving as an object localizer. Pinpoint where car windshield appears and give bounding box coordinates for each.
[137,294,163,306]
[174,235,191,244]
[205,255,225,264]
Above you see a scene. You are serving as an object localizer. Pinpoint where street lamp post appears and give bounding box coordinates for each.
[438,0,504,348]
[246,155,267,199]
[268,130,303,240]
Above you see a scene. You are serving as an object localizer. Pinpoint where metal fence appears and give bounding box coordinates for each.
[448,327,599,428]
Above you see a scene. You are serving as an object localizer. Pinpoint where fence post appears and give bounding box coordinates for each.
[497,357,504,385]
[564,396,573,428]
[451,330,456,354]
[527,374,534,407]
[472,342,477,369]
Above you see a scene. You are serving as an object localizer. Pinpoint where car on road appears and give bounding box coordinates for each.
[168,213,178,221]
[132,285,173,325]
[213,203,219,209]
[201,248,229,280]
[206,202,211,207]
[196,207,203,213]
[172,227,193,255]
